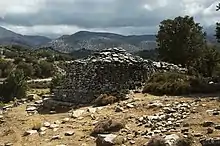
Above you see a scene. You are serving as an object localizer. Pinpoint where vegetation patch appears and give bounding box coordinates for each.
[175,136,194,146]
[93,94,118,106]
[91,119,125,136]
[143,72,220,96]
[146,136,167,146]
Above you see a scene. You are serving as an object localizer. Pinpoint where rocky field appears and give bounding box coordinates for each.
[1,92,220,146]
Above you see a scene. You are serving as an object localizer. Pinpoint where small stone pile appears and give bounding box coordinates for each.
[53,48,156,104]
[26,100,43,115]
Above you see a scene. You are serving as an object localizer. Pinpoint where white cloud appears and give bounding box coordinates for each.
[0,0,44,17]
[0,0,219,36]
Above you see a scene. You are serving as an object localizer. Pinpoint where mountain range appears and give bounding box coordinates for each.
[0,26,157,52]
[0,26,217,53]
[0,27,51,47]
[45,31,157,53]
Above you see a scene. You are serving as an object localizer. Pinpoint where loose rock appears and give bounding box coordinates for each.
[71,110,85,118]
[64,131,75,136]
[24,130,38,136]
[43,122,51,127]
[96,134,117,146]
[51,135,62,141]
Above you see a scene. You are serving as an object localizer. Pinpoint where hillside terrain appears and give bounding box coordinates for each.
[1,92,220,146]
[0,27,51,47]
[0,26,218,54]
[43,31,157,53]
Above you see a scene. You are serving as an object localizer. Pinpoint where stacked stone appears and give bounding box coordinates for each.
[153,61,187,73]
[53,48,156,104]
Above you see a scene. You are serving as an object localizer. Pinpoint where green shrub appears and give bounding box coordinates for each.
[93,94,117,106]
[175,136,194,146]
[38,61,55,78]
[28,82,51,89]
[146,136,166,146]
[17,62,34,77]
[50,74,65,92]
[143,72,192,96]
[143,72,220,96]
[0,59,14,78]
[1,69,27,102]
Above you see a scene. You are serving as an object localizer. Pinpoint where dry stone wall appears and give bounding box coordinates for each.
[53,48,156,104]
[53,48,186,104]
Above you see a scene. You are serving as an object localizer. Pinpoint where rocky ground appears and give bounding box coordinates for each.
[1,93,220,146]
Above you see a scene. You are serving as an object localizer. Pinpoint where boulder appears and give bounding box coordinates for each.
[115,106,124,112]
[214,125,220,130]
[71,109,85,118]
[26,106,37,111]
[64,131,75,136]
[91,119,124,136]
[49,124,59,129]
[200,138,220,146]
[27,94,40,101]
[202,121,215,127]
[51,135,62,141]
[23,130,38,136]
[96,134,117,146]
[43,122,51,127]
[164,134,180,146]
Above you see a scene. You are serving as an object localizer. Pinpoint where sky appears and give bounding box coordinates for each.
[0,0,219,38]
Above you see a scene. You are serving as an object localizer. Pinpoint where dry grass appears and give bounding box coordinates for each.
[27,88,50,96]
[1,92,220,146]
[31,119,42,131]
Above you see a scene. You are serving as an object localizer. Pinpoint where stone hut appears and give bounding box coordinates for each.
[53,48,156,104]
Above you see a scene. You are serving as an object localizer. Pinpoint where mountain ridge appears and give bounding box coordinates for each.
[0,26,217,53]
[0,26,51,47]
[44,31,157,53]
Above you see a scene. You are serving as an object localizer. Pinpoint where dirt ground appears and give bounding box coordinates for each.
[1,93,220,146]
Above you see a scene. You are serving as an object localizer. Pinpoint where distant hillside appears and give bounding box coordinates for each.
[0,26,51,47]
[43,31,157,53]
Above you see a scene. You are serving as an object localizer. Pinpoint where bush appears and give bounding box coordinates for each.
[13,57,23,64]
[50,74,65,92]
[31,120,42,131]
[17,62,34,77]
[93,94,117,106]
[175,136,193,146]
[28,82,51,89]
[91,119,125,136]
[38,61,55,78]
[146,136,166,146]
[0,59,14,78]
[1,69,27,102]
[143,72,192,96]
[143,72,220,96]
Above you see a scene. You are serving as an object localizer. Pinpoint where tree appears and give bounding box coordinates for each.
[216,3,220,42]
[1,69,27,102]
[33,63,42,78]
[13,57,23,64]
[17,62,34,78]
[156,16,206,67]
[0,59,14,78]
[50,73,64,92]
[39,61,55,78]
[217,3,220,11]
[192,46,220,77]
